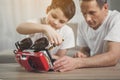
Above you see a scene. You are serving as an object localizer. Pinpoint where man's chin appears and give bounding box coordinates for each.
[89,25,97,30]
[91,26,98,30]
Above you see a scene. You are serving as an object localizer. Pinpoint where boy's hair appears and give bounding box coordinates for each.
[81,0,107,9]
[47,0,76,20]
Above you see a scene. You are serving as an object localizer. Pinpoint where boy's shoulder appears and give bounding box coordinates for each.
[60,24,73,31]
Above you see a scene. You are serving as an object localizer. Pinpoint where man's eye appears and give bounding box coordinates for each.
[89,12,95,15]
[82,13,86,16]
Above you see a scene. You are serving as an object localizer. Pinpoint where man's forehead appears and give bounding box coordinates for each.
[80,0,100,12]
[80,0,96,3]
[80,0,98,8]
[80,0,95,2]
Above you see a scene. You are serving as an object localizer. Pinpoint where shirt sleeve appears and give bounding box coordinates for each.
[104,16,120,42]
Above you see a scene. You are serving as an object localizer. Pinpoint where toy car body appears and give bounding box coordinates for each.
[14,37,54,72]
[14,49,53,72]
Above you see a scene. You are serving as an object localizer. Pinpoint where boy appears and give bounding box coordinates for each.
[16,0,76,59]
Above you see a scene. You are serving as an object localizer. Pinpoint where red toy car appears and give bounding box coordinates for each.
[14,37,54,72]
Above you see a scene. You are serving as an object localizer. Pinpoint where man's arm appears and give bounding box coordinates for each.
[77,41,120,68]
[54,41,120,72]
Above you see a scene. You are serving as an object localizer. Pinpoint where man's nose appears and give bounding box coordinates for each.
[85,14,91,22]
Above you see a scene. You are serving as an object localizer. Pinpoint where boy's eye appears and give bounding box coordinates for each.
[60,20,65,24]
[52,14,57,19]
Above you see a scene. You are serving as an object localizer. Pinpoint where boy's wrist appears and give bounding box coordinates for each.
[40,25,46,33]
[52,54,60,60]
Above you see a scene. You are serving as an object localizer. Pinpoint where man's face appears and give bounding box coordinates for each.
[81,0,108,30]
[46,8,68,30]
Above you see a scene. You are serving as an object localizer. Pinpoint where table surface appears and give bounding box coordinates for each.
[0,62,120,80]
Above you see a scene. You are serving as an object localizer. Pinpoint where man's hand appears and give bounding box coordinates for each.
[53,56,80,72]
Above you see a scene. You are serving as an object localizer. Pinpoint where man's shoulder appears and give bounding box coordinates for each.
[105,10,120,28]
[109,10,120,19]
[110,10,120,14]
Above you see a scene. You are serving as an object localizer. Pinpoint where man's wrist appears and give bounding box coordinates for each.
[75,58,86,69]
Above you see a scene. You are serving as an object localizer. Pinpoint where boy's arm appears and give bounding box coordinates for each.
[52,49,67,59]
[16,22,63,45]
[79,47,90,57]
[73,47,90,58]
[16,22,56,35]
[16,22,46,34]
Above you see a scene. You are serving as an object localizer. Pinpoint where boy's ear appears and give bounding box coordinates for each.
[46,6,51,14]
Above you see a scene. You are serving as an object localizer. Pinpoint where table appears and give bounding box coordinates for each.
[0,62,120,80]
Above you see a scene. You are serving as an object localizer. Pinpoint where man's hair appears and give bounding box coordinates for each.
[96,0,107,8]
[81,0,107,9]
[47,0,76,20]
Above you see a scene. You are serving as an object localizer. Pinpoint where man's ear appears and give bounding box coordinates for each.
[103,3,108,10]
[46,6,51,14]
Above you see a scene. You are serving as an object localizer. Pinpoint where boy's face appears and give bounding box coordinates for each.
[81,0,108,30]
[46,8,68,30]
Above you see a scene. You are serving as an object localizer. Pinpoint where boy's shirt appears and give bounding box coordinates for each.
[27,17,75,54]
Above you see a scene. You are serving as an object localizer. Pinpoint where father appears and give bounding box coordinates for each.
[54,0,120,72]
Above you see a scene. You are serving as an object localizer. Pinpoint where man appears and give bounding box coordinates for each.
[53,0,120,72]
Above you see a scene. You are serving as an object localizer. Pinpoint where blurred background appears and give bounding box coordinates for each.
[0,0,120,52]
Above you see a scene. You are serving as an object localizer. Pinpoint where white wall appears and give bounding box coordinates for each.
[109,0,120,11]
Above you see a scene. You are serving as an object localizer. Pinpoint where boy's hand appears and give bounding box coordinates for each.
[43,25,63,45]
[51,54,59,60]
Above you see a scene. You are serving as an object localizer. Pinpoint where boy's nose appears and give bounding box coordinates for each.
[53,20,59,25]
